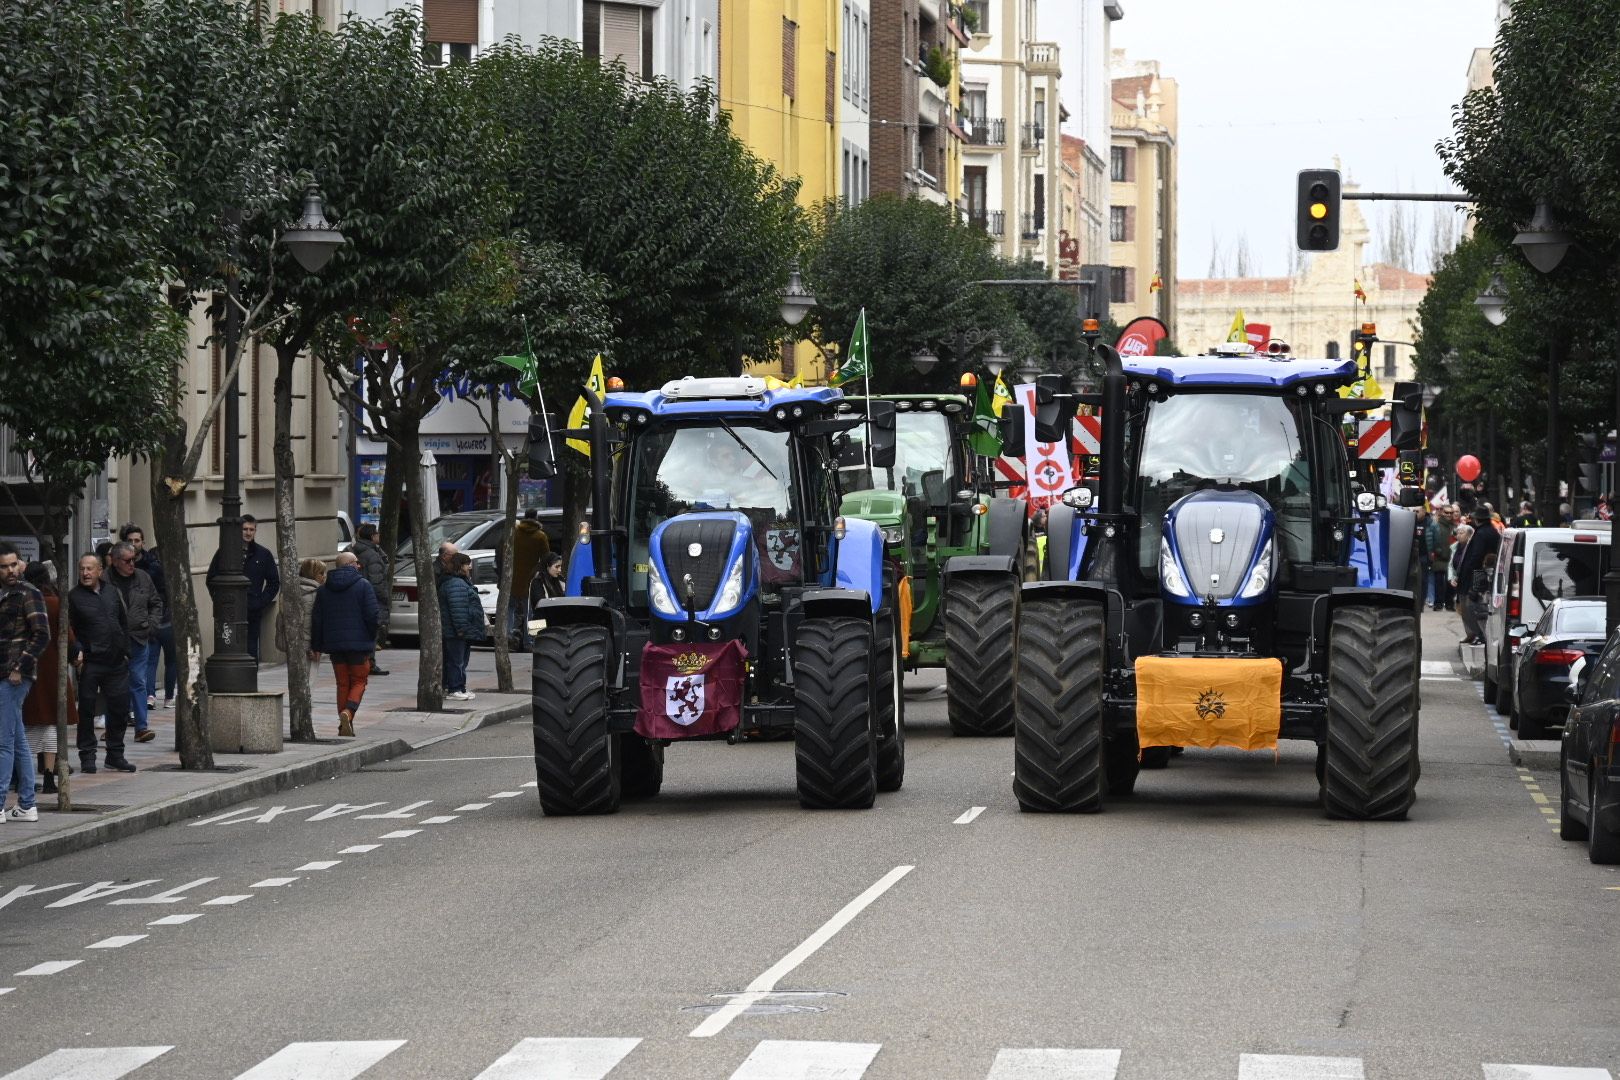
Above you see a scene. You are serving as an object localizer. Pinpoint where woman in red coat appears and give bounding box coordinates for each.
[22,562,75,795]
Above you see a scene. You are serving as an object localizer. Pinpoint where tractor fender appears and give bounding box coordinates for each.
[833,517,884,613]
[1044,504,1077,581]
[985,497,1027,561]
[1323,587,1418,624]
[531,596,630,673]
[943,554,1017,578]
[800,587,876,623]
[1019,579,1126,644]
[1381,506,1418,591]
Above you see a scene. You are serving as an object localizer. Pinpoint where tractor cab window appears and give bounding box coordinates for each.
[1134,392,1314,576]
[839,409,954,508]
[627,424,800,604]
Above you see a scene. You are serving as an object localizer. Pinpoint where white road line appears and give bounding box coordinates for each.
[489,791,524,799]
[521,781,538,788]
[0,988,13,996]
[1421,675,1460,682]
[954,806,987,825]
[339,845,380,854]
[472,1037,641,1080]
[295,861,341,872]
[411,755,531,762]
[378,829,420,839]
[1239,1055,1364,1080]
[148,914,203,926]
[251,877,299,888]
[203,895,252,906]
[0,1046,172,1080]
[231,1040,406,1080]
[727,1040,881,1080]
[15,960,82,977]
[420,815,460,825]
[87,935,146,950]
[454,803,491,811]
[689,865,914,1038]
[1483,1068,1614,1080]
[987,1048,1121,1080]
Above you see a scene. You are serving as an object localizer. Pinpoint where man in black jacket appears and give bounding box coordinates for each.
[68,554,135,773]
[1455,506,1502,645]
[108,541,163,742]
[121,522,175,708]
[206,514,280,660]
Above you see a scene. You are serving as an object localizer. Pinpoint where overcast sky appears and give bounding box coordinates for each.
[1109,0,1500,280]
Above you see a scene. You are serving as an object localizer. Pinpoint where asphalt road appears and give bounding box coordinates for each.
[1,613,1616,1080]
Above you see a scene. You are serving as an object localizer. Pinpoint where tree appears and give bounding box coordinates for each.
[0,0,182,804]
[991,256,1085,381]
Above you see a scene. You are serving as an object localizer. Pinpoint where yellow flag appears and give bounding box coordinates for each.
[1226,310,1247,343]
[787,372,804,389]
[566,354,607,456]
[991,372,1013,418]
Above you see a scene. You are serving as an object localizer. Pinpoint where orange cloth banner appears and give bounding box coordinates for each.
[1134,656,1284,752]
[898,575,913,658]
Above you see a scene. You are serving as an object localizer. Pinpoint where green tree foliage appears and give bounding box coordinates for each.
[472,39,807,399]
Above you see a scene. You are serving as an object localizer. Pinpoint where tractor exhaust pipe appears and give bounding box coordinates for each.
[1096,344,1126,516]
[583,384,613,581]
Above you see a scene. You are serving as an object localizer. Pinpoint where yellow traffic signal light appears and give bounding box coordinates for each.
[1297,169,1341,251]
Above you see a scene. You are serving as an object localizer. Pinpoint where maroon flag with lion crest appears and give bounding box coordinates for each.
[635,640,748,739]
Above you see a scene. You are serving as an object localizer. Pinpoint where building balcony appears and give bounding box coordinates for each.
[919,0,941,24]
[1026,41,1060,75]
[969,210,1006,237]
[919,79,943,127]
[1020,121,1045,153]
[1020,212,1044,242]
[965,116,1005,147]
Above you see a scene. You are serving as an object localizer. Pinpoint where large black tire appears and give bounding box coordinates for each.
[1559,742,1588,841]
[1589,772,1620,864]
[1483,674,1498,705]
[943,572,1017,736]
[1515,689,1545,740]
[794,617,878,809]
[532,625,621,816]
[620,735,664,799]
[874,617,906,793]
[1013,598,1104,812]
[1494,665,1513,716]
[1322,606,1419,821]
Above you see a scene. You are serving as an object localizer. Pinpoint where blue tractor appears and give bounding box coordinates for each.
[1010,344,1424,818]
[524,376,904,814]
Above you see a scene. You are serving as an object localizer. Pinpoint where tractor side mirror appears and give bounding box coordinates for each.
[1396,487,1427,508]
[526,413,558,479]
[867,400,898,468]
[1000,404,1026,458]
[1031,375,1077,445]
[1390,380,1423,452]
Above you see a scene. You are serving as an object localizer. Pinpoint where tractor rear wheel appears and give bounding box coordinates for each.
[874,616,906,793]
[944,572,1018,736]
[532,625,621,816]
[1014,598,1104,812]
[794,617,878,809]
[1322,605,1419,821]
[620,735,664,799]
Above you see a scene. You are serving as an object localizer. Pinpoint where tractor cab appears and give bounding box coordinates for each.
[835,396,975,554]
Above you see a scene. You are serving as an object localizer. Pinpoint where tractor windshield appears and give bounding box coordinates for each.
[840,410,954,505]
[1134,392,1315,574]
[625,423,801,604]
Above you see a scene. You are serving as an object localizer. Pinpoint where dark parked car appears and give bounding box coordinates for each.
[1560,625,1620,863]
[1511,597,1608,739]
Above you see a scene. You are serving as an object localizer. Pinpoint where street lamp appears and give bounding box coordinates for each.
[1513,202,1573,275]
[205,184,345,695]
[1015,356,1043,384]
[911,349,939,375]
[982,340,1010,380]
[778,263,816,327]
[1474,272,1509,327]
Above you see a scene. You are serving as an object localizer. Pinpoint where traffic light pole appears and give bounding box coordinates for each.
[1341,192,1474,202]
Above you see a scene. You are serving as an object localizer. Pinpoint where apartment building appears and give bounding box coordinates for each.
[1108,51,1176,333]
[868,0,967,209]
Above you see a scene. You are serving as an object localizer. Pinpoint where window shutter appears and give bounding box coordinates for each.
[1125,147,1135,183]
[783,18,797,100]
[423,0,477,44]
[603,4,644,77]
[1124,206,1135,242]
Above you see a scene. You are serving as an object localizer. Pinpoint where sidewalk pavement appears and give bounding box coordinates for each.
[0,646,531,873]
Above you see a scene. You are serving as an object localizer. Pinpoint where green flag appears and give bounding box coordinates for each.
[830,308,871,388]
[494,319,541,399]
[968,377,1002,457]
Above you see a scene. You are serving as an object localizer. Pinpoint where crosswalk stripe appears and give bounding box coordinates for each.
[1483,1068,1614,1079]
[728,1040,881,1080]
[15,961,81,977]
[1420,660,1457,675]
[1239,1055,1364,1080]
[471,1037,641,1080]
[986,1048,1121,1079]
[231,1041,405,1080]
[87,935,146,949]
[0,1046,172,1080]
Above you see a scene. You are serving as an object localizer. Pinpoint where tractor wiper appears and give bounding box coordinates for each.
[717,419,778,480]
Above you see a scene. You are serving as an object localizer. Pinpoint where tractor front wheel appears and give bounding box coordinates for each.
[1014,598,1104,812]
[875,616,907,793]
[793,617,879,809]
[1322,605,1419,821]
[944,572,1018,736]
[532,625,622,816]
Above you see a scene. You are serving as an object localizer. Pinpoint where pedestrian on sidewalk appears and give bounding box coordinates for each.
[434,541,457,587]
[205,514,279,660]
[0,542,50,822]
[21,562,74,797]
[68,553,136,774]
[498,510,551,649]
[308,551,379,738]
[107,541,162,743]
[277,558,325,659]
[121,523,175,709]
[350,522,391,676]
[535,551,567,604]
[438,552,484,702]
[1455,508,1500,645]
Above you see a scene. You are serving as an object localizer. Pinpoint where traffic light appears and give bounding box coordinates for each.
[1297,169,1341,251]
[1390,380,1423,452]
[1577,432,1603,494]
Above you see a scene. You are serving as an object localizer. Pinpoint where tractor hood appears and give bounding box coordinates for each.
[1160,489,1277,607]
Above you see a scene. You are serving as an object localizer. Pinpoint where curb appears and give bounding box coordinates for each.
[0,700,529,875]
[1509,739,1561,771]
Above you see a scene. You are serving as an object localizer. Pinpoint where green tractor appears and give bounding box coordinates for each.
[835,394,1026,736]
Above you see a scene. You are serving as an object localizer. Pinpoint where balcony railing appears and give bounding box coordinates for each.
[1026,42,1060,74]
[1020,122,1045,151]
[965,117,1005,146]
[970,210,1006,237]
[1020,212,1044,240]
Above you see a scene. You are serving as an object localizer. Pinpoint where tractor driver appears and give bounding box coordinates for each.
[693,430,791,515]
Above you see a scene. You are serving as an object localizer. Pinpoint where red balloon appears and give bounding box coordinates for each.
[1456,455,1482,483]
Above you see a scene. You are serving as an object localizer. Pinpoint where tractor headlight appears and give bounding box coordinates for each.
[1355,491,1377,513]
[881,525,906,545]
[712,556,747,615]
[1239,537,1275,599]
[1159,537,1191,598]
[647,563,680,616]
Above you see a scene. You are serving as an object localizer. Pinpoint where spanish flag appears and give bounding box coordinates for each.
[1354,279,1368,303]
[1149,272,1164,293]
[1226,310,1247,343]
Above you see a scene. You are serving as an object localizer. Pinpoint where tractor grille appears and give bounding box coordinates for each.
[1170,491,1269,602]
[659,518,739,611]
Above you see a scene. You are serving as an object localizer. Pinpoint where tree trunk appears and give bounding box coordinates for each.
[44,493,73,809]
[273,344,314,741]
[492,455,519,694]
[1542,340,1563,528]
[151,431,213,769]
[403,422,444,711]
